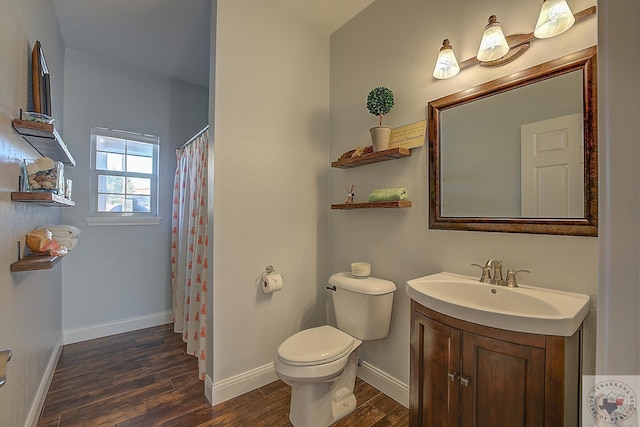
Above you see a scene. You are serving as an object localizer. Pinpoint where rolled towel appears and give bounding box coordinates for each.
[367,188,407,202]
[38,224,81,238]
[55,237,78,251]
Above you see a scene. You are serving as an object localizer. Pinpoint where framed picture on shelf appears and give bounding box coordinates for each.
[32,41,51,116]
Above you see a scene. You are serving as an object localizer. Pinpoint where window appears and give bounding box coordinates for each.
[87,128,160,226]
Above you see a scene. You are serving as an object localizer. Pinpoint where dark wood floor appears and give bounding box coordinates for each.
[37,324,409,426]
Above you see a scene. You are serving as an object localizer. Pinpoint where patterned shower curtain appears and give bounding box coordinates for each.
[171,128,209,380]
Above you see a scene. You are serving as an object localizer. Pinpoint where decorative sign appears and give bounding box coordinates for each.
[389,120,426,149]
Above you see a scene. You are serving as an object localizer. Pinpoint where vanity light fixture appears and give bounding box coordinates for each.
[433,39,460,79]
[477,15,510,62]
[432,4,595,79]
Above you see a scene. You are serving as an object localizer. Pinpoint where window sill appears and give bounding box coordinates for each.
[85,216,162,226]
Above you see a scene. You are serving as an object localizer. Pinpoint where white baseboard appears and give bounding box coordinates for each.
[208,363,278,405]
[63,311,173,344]
[357,361,409,408]
[204,374,214,404]
[25,333,63,427]
[205,360,409,409]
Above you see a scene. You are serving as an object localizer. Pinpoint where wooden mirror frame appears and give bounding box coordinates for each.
[428,46,597,236]
[32,41,52,116]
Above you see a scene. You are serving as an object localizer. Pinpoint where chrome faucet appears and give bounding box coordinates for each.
[486,260,504,285]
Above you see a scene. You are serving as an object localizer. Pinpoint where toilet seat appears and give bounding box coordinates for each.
[277,325,355,366]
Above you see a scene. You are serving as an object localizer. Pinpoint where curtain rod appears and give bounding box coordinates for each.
[178,125,209,150]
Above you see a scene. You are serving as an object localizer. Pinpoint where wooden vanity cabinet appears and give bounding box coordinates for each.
[410,301,581,427]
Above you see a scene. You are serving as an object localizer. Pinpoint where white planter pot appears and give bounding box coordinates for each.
[370,126,392,152]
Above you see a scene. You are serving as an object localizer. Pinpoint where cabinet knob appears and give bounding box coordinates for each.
[447,372,458,381]
[460,376,470,387]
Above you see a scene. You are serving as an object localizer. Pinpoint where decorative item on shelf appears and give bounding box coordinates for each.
[23,157,64,194]
[64,179,72,200]
[22,111,54,124]
[388,120,427,150]
[32,41,52,116]
[25,228,68,257]
[351,262,371,278]
[432,2,596,79]
[344,185,355,204]
[350,147,365,158]
[338,146,374,161]
[366,87,395,152]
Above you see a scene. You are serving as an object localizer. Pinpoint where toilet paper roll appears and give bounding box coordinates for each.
[262,272,283,293]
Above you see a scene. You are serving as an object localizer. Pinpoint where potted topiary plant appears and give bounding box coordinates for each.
[366,86,395,152]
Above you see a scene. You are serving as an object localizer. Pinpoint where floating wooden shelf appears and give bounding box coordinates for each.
[331,147,411,168]
[331,200,411,210]
[10,253,61,272]
[12,119,76,166]
[11,192,75,207]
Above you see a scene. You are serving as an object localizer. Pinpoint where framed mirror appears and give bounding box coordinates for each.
[428,46,597,236]
[32,41,52,116]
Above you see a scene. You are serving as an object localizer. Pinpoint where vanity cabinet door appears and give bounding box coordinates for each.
[410,311,460,427]
[411,302,580,427]
[459,332,545,427]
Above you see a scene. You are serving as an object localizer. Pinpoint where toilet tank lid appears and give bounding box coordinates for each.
[329,272,396,295]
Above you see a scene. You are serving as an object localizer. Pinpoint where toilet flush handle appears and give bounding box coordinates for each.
[326,285,337,292]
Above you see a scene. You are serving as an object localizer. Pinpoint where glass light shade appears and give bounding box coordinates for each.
[534,0,575,38]
[433,39,460,79]
[477,15,510,62]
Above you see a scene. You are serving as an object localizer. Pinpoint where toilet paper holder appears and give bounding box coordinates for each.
[261,265,276,283]
[261,265,283,293]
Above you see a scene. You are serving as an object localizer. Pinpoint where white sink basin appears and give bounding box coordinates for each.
[406,272,590,336]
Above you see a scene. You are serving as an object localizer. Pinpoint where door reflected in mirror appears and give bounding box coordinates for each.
[429,46,597,236]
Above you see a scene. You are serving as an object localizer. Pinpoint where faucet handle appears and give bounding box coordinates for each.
[471,263,492,283]
[505,269,530,288]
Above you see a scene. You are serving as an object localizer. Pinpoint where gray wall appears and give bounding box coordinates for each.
[60,49,208,339]
[0,1,65,425]
[597,0,640,375]
[210,0,329,394]
[329,0,598,385]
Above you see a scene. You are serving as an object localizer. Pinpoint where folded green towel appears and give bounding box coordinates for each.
[367,188,407,202]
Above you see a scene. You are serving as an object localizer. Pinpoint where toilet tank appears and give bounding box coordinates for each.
[328,272,396,341]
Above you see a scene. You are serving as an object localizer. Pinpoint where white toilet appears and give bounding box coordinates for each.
[274,271,396,427]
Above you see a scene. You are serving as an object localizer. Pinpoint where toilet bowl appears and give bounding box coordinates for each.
[275,325,362,427]
[274,272,396,427]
